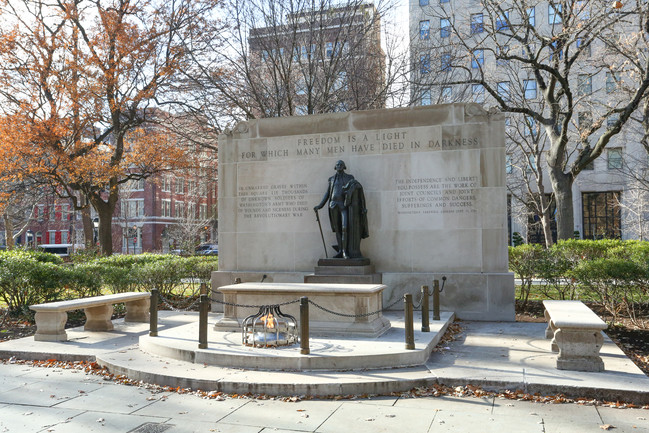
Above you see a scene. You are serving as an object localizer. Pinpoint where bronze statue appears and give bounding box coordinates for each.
[314,160,368,258]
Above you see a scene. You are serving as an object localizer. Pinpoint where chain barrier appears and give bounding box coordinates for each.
[212,294,405,318]
[158,293,203,312]
[212,298,302,309]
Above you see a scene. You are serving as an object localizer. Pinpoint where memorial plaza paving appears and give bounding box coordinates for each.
[1,311,649,432]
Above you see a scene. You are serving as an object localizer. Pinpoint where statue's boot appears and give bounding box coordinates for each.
[334,232,344,258]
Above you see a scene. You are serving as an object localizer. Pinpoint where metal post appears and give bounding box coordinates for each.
[404,294,415,350]
[300,296,310,355]
[421,285,430,332]
[149,288,158,337]
[198,294,209,349]
[433,279,440,321]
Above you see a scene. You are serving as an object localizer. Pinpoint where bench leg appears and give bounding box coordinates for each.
[124,298,150,322]
[34,311,68,342]
[554,328,605,372]
[84,304,114,331]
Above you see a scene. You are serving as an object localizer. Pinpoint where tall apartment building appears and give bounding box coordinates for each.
[248,2,386,116]
[410,0,647,243]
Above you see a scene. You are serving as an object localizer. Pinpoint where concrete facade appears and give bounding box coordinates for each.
[213,104,514,321]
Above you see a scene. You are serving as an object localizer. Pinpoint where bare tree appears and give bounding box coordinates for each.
[180,0,407,128]
[414,0,649,240]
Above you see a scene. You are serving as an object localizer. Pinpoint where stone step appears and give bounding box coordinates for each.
[304,274,382,284]
[313,265,375,275]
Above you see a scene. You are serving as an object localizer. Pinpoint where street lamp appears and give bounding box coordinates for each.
[93,217,99,246]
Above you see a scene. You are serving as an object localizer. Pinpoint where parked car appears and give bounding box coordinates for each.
[195,243,218,255]
[37,243,81,258]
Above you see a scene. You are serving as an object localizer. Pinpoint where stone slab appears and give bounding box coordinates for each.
[214,282,391,337]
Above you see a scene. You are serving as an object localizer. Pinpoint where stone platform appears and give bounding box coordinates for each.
[304,258,382,284]
[215,282,390,337]
[2,312,649,403]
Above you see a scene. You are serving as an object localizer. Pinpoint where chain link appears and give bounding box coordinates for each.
[210,292,412,319]
[212,298,302,309]
[158,293,203,312]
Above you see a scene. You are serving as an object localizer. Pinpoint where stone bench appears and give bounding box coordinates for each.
[30,292,150,342]
[543,300,608,372]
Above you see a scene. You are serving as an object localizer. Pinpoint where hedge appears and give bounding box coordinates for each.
[0,251,218,314]
[509,239,649,324]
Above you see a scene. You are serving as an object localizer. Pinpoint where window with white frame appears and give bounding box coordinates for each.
[174,201,185,218]
[188,202,196,219]
[606,71,619,93]
[527,7,535,26]
[549,3,562,24]
[162,199,171,217]
[122,199,144,218]
[470,13,483,34]
[419,20,430,40]
[420,54,431,74]
[175,178,184,194]
[421,89,432,106]
[441,86,452,101]
[524,79,537,99]
[200,203,208,220]
[496,11,509,31]
[37,205,44,221]
[440,18,451,38]
[162,177,171,192]
[577,74,592,95]
[472,84,485,103]
[471,49,484,69]
[497,81,510,102]
[48,231,56,244]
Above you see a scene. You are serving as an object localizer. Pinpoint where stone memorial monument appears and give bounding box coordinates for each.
[212,103,514,321]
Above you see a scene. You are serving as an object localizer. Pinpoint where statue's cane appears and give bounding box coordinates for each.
[314,208,328,258]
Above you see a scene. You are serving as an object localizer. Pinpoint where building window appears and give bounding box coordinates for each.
[175,178,184,194]
[607,113,620,128]
[472,84,485,103]
[61,204,70,221]
[582,191,621,239]
[549,41,563,61]
[496,45,509,66]
[441,86,452,101]
[162,199,171,217]
[420,0,429,5]
[470,13,483,34]
[549,3,562,24]
[162,177,171,192]
[419,20,430,40]
[524,115,538,137]
[440,18,451,38]
[122,199,144,218]
[577,37,590,57]
[421,89,432,106]
[527,7,535,26]
[578,112,592,131]
[607,148,623,169]
[200,203,208,220]
[48,231,56,244]
[497,81,510,102]
[441,52,451,71]
[37,205,44,222]
[526,154,537,173]
[326,42,334,58]
[496,12,509,31]
[420,54,431,75]
[576,0,590,20]
[578,74,592,95]
[523,79,537,99]
[471,49,484,69]
[506,154,513,174]
[174,201,185,218]
[439,0,448,3]
[606,72,619,93]
[188,202,196,219]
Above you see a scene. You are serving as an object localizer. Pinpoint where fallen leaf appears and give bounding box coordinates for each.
[600,425,615,430]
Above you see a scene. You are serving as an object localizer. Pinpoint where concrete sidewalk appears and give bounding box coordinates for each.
[0,361,648,433]
[1,311,649,432]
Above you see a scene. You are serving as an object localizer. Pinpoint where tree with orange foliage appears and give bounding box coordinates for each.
[0,0,220,254]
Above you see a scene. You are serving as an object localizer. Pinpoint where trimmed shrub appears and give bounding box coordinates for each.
[509,244,543,305]
[0,251,67,313]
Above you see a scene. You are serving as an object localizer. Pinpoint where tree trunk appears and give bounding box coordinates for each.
[88,183,119,256]
[3,213,14,250]
[541,210,555,248]
[548,167,575,240]
[81,205,94,249]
